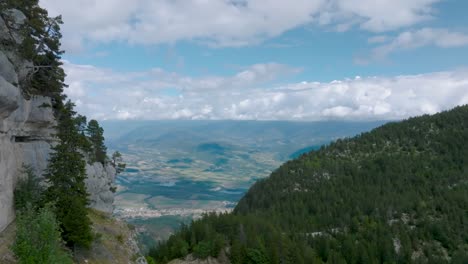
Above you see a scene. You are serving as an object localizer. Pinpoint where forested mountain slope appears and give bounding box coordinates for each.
[150,105,468,264]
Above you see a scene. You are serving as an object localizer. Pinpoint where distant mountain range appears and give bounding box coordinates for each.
[102,120,386,160]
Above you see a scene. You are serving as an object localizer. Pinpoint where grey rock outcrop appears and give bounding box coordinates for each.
[0,51,17,84]
[0,76,20,119]
[168,252,230,264]
[2,9,26,45]
[85,162,117,214]
[0,91,55,232]
[3,9,27,28]
[0,15,9,41]
[0,9,116,232]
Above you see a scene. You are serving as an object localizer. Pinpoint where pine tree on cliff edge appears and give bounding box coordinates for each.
[2,0,67,99]
[86,119,107,164]
[44,101,93,248]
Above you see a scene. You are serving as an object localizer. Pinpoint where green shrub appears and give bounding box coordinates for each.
[246,248,269,264]
[94,232,103,242]
[109,186,117,193]
[12,204,73,264]
[116,234,125,244]
[14,165,43,211]
[169,237,189,259]
[145,256,157,264]
[193,240,212,259]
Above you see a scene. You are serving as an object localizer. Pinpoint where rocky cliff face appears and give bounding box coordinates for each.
[0,9,115,232]
[85,162,117,214]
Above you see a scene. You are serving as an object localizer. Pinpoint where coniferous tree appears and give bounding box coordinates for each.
[44,101,93,248]
[75,114,92,152]
[2,0,66,98]
[86,119,107,164]
[111,151,126,174]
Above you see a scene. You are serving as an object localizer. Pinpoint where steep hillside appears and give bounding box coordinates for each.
[151,105,468,263]
[74,209,147,264]
[0,210,147,264]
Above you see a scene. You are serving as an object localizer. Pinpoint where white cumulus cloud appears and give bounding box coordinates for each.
[371,28,468,59]
[39,0,441,51]
[62,61,468,121]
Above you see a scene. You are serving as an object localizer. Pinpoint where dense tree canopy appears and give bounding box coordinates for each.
[150,105,468,264]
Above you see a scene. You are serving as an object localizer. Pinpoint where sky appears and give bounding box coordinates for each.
[39,0,468,121]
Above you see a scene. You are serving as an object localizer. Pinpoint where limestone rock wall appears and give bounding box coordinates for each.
[0,84,55,232]
[0,9,116,232]
[0,8,54,232]
[85,162,117,214]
